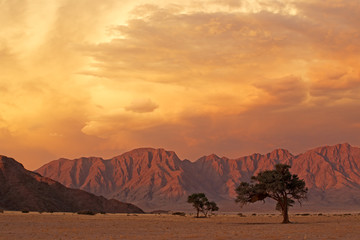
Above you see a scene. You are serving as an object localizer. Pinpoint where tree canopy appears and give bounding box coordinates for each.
[235,164,308,223]
[187,193,219,218]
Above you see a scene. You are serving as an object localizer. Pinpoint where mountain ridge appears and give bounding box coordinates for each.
[36,143,360,211]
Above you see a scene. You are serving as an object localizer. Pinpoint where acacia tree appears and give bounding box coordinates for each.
[204,201,219,217]
[187,193,219,217]
[235,164,307,223]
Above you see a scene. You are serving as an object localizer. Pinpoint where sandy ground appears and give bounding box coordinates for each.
[0,211,359,239]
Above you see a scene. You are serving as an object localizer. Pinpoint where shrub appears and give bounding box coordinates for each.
[127,214,138,216]
[150,210,170,214]
[22,210,29,213]
[77,210,97,215]
[172,212,186,216]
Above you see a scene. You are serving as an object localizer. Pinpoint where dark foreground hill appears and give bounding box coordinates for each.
[0,155,144,213]
[36,143,360,211]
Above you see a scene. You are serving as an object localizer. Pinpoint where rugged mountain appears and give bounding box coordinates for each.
[36,143,360,211]
[0,155,144,213]
[37,148,188,209]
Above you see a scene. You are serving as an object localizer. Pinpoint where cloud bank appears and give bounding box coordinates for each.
[1,0,359,169]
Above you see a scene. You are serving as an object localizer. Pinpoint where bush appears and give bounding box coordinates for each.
[172,212,186,216]
[150,210,170,214]
[237,213,245,217]
[22,210,29,213]
[77,210,97,215]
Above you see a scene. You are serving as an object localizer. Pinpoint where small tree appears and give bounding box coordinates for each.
[187,193,219,217]
[235,164,307,223]
[204,201,219,217]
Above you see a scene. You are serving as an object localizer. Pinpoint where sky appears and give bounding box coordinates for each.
[1,0,360,170]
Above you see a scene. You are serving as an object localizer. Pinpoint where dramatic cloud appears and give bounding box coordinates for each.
[1,0,360,169]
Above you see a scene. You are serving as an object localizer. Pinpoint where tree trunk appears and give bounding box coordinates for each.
[281,205,290,224]
[196,209,199,218]
[279,195,291,224]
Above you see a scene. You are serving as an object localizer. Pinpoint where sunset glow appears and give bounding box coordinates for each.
[1,0,360,169]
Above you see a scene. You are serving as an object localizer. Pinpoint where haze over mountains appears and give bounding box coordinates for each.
[36,143,360,211]
[0,155,143,213]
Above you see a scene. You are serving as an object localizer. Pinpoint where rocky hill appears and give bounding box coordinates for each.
[0,155,144,213]
[36,143,360,211]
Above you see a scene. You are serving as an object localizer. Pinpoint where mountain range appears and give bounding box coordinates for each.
[0,155,143,213]
[36,143,360,211]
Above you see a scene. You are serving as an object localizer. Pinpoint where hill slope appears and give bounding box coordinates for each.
[0,155,144,213]
[36,143,360,211]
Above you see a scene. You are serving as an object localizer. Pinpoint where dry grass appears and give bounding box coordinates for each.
[0,211,359,239]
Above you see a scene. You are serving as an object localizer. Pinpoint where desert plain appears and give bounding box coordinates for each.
[0,211,359,240]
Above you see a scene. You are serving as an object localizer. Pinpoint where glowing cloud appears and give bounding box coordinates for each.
[0,0,360,169]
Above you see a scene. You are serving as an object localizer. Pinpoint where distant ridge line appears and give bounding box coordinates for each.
[36,143,360,211]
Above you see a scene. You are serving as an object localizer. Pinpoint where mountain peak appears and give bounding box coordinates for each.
[0,155,24,169]
[335,142,352,149]
[302,143,355,158]
[199,154,221,161]
[311,142,352,151]
[121,147,178,158]
[114,147,182,168]
[267,148,293,159]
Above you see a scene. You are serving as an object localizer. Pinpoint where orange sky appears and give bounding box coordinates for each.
[1,0,360,170]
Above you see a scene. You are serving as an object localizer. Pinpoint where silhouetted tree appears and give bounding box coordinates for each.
[187,193,219,217]
[204,201,219,217]
[235,164,307,223]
